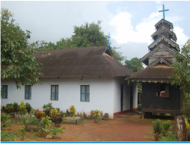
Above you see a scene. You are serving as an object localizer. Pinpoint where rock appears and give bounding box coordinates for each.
[46,134,53,139]
[173,115,189,141]
[52,135,61,139]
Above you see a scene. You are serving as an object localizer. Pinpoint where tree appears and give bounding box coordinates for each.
[124,57,143,72]
[111,47,126,63]
[1,8,42,88]
[171,39,190,117]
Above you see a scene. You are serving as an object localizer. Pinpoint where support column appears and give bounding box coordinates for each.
[142,112,145,119]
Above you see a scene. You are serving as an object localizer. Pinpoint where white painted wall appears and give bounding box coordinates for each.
[1,77,116,118]
[113,78,130,113]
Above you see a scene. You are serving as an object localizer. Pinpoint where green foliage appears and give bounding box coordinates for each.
[42,127,64,135]
[66,109,70,116]
[137,104,142,111]
[41,116,52,128]
[162,120,171,132]
[111,47,126,63]
[96,117,102,123]
[171,39,190,117]
[25,103,32,114]
[1,130,20,141]
[124,57,143,73]
[1,8,43,89]
[43,103,53,110]
[158,132,177,141]
[83,112,87,118]
[69,105,76,116]
[104,113,109,117]
[153,119,163,135]
[1,113,11,122]
[18,101,27,114]
[18,126,27,140]
[26,119,44,126]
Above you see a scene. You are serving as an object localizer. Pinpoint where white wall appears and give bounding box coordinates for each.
[113,78,130,113]
[1,77,115,118]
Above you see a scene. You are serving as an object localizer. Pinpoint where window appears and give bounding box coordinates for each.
[155,84,169,97]
[2,85,8,99]
[51,85,58,100]
[80,85,90,102]
[25,85,31,100]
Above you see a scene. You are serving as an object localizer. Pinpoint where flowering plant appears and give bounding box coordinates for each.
[69,105,76,116]
[34,110,45,119]
[50,109,60,117]
[19,101,27,114]
[92,110,101,118]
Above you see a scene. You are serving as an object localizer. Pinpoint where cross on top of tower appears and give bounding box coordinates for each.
[159,4,169,20]
[107,33,110,49]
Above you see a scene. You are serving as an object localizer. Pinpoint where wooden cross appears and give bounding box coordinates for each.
[159,4,169,20]
[107,33,110,49]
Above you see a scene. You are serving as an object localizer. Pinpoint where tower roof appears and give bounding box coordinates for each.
[155,19,173,30]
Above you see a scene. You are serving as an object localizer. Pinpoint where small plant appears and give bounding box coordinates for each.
[97,117,102,123]
[138,104,142,111]
[104,113,109,117]
[27,119,44,126]
[83,112,87,118]
[34,110,45,119]
[41,116,52,128]
[43,103,53,110]
[162,120,171,132]
[1,113,11,122]
[50,109,60,117]
[153,119,163,135]
[18,126,26,141]
[158,132,177,141]
[7,106,15,113]
[69,105,76,116]
[100,111,103,117]
[13,102,19,112]
[66,109,70,116]
[50,127,64,135]
[25,103,32,114]
[19,101,27,114]
[50,116,63,124]
[30,108,35,115]
[92,110,101,118]
[1,106,6,112]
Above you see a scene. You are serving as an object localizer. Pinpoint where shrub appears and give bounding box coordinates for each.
[69,105,76,116]
[13,102,19,112]
[27,119,44,126]
[34,110,45,119]
[56,108,60,112]
[66,109,70,116]
[92,110,101,118]
[6,103,14,108]
[50,116,62,124]
[104,113,109,117]
[50,109,60,117]
[138,104,142,111]
[83,112,87,118]
[158,132,177,141]
[25,103,32,114]
[1,106,6,112]
[41,116,52,128]
[19,101,27,114]
[43,103,53,110]
[50,127,63,135]
[162,120,171,132]
[1,113,11,122]
[153,119,162,135]
[7,106,15,113]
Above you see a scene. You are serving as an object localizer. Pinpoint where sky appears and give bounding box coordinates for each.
[1,1,190,61]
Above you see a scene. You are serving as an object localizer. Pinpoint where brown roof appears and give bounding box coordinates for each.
[126,65,173,80]
[35,46,132,78]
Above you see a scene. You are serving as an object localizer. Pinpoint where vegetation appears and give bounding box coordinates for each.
[34,110,45,119]
[18,126,27,140]
[18,101,27,114]
[162,120,171,132]
[50,109,60,117]
[69,105,76,116]
[41,116,52,128]
[25,103,32,114]
[137,104,142,111]
[104,113,109,117]
[92,110,101,118]
[124,57,143,72]
[1,8,42,89]
[1,130,20,141]
[171,39,190,117]
[158,132,177,141]
[153,119,162,135]
[26,119,44,126]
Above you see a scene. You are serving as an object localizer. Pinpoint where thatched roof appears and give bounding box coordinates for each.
[35,46,132,78]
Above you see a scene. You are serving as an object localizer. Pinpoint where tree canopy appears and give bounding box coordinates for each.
[124,57,143,72]
[171,39,190,96]
[1,8,42,88]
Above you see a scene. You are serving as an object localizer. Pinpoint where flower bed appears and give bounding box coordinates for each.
[25,124,44,132]
[62,117,83,124]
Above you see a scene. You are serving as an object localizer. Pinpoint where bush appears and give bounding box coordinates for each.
[66,109,70,116]
[1,113,11,122]
[104,113,109,117]
[13,102,19,112]
[19,101,27,114]
[41,116,52,128]
[92,110,101,118]
[69,105,76,116]
[27,119,44,126]
[43,103,53,110]
[153,119,162,135]
[1,106,6,112]
[25,103,32,114]
[50,109,60,117]
[7,106,15,113]
[138,104,142,111]
[83,112,87,118]
[158,132,177,141]
[34,110,45,119]
[162,120,171,132]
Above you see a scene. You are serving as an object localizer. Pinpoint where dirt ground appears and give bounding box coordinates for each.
[2,113,175,142]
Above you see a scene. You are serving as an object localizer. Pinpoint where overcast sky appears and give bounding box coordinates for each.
[1,1,190,61]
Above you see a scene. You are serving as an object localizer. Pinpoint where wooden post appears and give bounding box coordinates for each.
[142,112,145,119]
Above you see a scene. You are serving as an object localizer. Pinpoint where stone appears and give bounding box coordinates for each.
[52,135,61,139]
[46,134,53,139]
[173,115,189,141]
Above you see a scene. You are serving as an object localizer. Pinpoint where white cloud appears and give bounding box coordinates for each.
[155,1,161,4]
[174,27,189,47]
